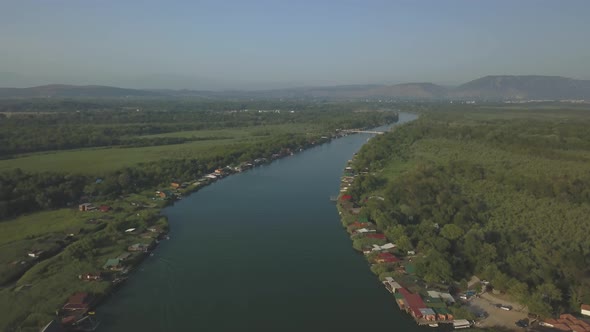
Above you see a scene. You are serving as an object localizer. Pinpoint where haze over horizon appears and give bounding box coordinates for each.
[1,0,589,90]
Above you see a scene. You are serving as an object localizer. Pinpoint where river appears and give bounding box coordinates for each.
[98,112,426,331]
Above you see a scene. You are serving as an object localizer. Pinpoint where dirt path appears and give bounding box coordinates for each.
[467,292,529,330]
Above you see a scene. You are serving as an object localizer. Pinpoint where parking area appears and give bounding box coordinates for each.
[466,292,530,330]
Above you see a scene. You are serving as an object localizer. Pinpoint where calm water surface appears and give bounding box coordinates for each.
[99,113,427,331]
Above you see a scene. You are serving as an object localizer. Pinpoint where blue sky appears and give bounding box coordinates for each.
[1,0,589,89]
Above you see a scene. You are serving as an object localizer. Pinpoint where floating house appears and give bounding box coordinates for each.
[382,277,403,293]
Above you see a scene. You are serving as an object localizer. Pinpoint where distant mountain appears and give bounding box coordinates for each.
[0,84,162,98]
[1,76,589,100]
[452,75,590,100]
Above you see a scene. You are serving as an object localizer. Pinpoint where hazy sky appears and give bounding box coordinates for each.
[1,0,589,89]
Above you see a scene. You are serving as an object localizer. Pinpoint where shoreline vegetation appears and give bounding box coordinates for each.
[335,107,590,331]
[0,101,398,332]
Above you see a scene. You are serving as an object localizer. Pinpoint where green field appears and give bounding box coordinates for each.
[0,138,251,174]
[0,123,325,174]
[138,123,323,139]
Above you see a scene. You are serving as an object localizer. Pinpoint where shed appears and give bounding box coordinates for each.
[380,243,396,250]
[434,307,452,320]
[419,308,437,321]
[375,252,400,264]
[103,258,121,270]
[78,203,94,211]
[128,243,150,252]
[453,319,471,329]
[382,278,403,293]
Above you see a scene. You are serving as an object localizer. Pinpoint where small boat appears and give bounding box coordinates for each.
[428,323,439,328]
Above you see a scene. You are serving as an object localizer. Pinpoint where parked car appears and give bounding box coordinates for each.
[515,319,529,327]
[500,305,513,311]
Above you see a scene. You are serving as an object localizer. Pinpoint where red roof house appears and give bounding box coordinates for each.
[99,205,111,212]
[375,252,400,263]
[62,292,92,311]
[398,288,427,318]
[340,195,352,201]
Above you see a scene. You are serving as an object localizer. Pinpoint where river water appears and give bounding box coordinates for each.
[99,112,425,332]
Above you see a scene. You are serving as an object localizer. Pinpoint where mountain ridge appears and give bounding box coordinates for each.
[1,75,589,100]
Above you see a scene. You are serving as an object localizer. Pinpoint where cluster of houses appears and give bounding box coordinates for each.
[339,159,472,329]
[540,311,590,332]
[78,203,111,212]
[339,157,590,331]
[40,292,99,332]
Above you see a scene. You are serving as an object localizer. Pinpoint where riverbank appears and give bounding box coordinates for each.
[22,119,399,332]
[333,109,590,332]
[335,153,476,330]
[95,114,428,332]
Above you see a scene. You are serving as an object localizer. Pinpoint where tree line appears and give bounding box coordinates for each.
[349,110,590,317]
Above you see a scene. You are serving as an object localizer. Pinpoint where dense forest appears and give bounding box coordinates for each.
[349,109,590,317]
[0,99,395,156]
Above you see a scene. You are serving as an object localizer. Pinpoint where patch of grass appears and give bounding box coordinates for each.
[138,123,323,139]
[0,137,258,174]
[0,209,87,246]
[0,123,327,174]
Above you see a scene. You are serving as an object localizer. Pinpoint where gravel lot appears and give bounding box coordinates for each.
[466,292,530,331]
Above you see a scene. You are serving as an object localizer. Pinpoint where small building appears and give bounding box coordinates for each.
[99,205,111,212]
[27,250,44,258]
[355,228,376,234]
[78,203,95,211]
[103,258,122,271]
[79,272,102,281]
[434,307,453,320]
[147,226,161,233]
[419,308,437,321]
[382,277,403,293]
[340,195,352,201]
[156,190,174,199]
[128,243,150,252]
[62,292,92,311]
[582,304,590,317]
[375,252,400,264]
[453,319,472,329]
[427,290,456,304]
[380,243,396,250]
[170,182,181,189]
